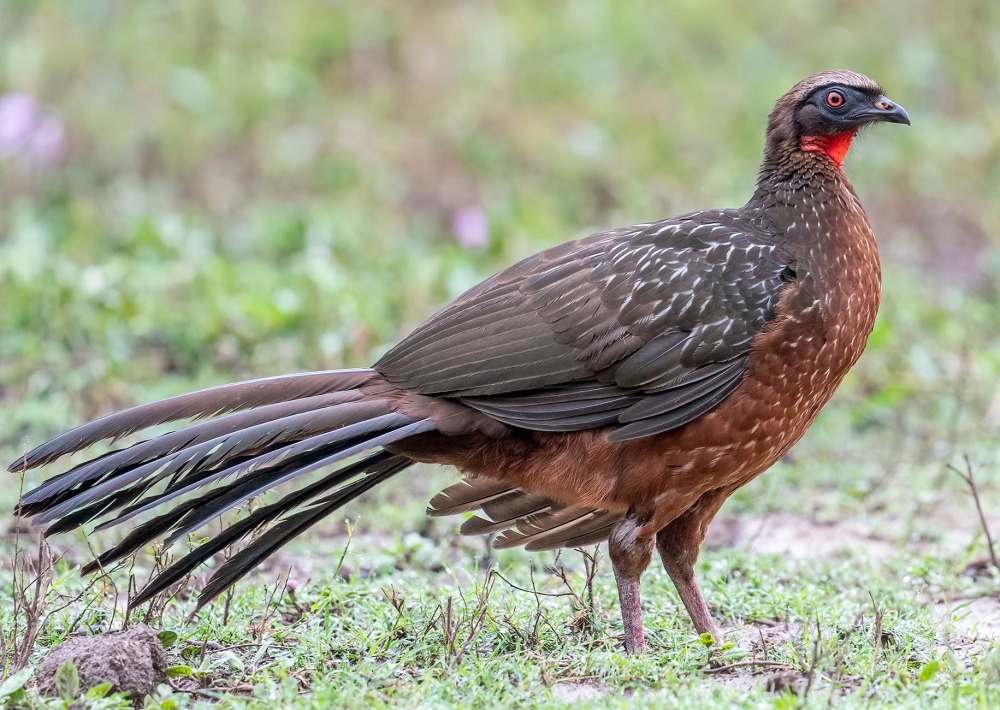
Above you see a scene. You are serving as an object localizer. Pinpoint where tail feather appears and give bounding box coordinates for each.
[93,412,413,533]
[158,417,433,547]
[429,478,619,552]
[426,478,513,516]
[9,369,375,472]
[101,450,405,586]
[12,370,441,609]
[128,452,413,609]
[17,447,132,518]
[82,496,207,576]
[160,460,330,548]
[82,450,345,576]
[19,391,364,510]
[31,400,394,526]
[44,484,151,536]
[36,412,430,540]
[193,457,412,610]
[494,507,618,550]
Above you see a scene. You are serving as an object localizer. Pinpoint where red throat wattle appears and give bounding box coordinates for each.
[800,130,857,169]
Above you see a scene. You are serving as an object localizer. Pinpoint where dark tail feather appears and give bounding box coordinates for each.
[12,369,438,608]
[82,446,368,575]
[494,507,618,550]
[426,478,513,516]
[43,484,152,536]
[34,411,431,541]
[82,496,207,576]
[17,446,141,519]
[19,391,365,511]
[459,492,553,535]
[157,416,431,546]
[31,400,400,526]
[193,456,412,610]
[80,413,429,545]
[9,369,375,472]
[130,452,413,609]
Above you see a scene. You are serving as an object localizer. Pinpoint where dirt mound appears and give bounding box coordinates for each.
[34,623,167,704]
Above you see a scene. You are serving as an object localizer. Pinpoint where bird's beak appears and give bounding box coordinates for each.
[856,95,910,125]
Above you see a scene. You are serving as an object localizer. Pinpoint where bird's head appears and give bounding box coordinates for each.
[764,70,910,170]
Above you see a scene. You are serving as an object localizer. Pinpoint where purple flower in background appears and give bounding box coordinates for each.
[0,92,65,166]
[0,93,37,153]
[452,206,489,250]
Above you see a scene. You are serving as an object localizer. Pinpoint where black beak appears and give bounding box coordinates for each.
[857,95,910,125]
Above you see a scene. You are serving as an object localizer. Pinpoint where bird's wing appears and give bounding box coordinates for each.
[376,212,791,440]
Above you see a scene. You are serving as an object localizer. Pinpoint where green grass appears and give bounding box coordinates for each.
[2,1,1000,707]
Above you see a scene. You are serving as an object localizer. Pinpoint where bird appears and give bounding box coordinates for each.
[9,70,909,655]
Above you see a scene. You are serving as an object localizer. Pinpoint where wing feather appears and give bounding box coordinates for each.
[378,215,789,439]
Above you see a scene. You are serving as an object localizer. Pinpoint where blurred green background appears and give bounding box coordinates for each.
[3,1,1000,705]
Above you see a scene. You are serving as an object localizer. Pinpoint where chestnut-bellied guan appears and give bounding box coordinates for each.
[10,71,909,654]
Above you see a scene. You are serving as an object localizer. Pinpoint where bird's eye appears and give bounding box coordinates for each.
[825,90,845,108]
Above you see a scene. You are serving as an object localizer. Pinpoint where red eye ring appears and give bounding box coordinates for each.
[825,90,845,108]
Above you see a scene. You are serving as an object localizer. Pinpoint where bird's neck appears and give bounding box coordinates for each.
[750,142,855,211]
[750,151,877,266]
[748,151,881,326]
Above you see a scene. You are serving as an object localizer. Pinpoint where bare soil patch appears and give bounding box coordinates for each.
[549,680,611,702]
[935,595,1000,641]
[706,512,896,561]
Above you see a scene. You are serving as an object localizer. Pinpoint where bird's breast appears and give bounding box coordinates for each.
[605,195,883,524]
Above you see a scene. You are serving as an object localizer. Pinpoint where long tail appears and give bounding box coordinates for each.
[9,369,434,610]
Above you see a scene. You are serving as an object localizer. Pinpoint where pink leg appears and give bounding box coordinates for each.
[608,516,654,654]
[657,543,721,642]
[655,488,734,643]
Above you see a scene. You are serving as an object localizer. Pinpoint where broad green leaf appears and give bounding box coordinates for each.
[919,659,943,683]
[0,667,34,702]
[55,658,80,700]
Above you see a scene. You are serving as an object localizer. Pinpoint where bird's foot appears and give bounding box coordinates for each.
[615,571,646,654]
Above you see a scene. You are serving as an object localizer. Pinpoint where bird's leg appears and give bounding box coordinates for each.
[656,536,720,643]
[655,488,733,644]
[608,514,654,654]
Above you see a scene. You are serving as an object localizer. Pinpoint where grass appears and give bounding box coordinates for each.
[2,1,1000,707]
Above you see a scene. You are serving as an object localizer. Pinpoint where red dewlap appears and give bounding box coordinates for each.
[800,130,857,169]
